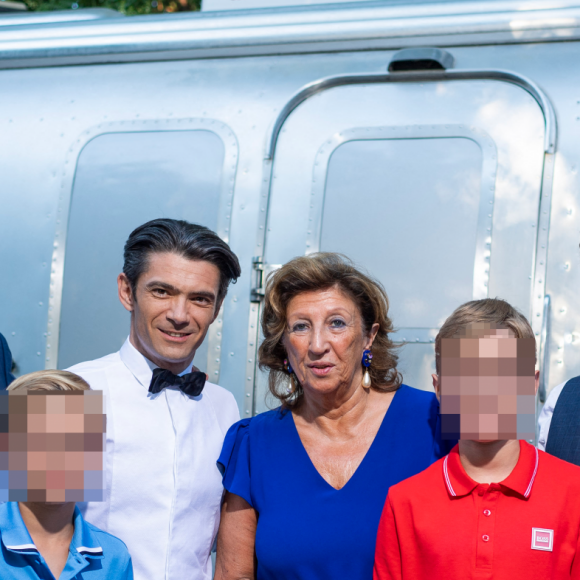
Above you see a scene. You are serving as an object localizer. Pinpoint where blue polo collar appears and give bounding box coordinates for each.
[70,506,104,559]
[1,503,103,560]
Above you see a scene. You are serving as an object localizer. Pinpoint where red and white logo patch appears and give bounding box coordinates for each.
[531,528,553,551]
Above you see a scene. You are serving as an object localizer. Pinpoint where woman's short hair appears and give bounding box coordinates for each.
[434,298,536,375]
[259,253,401,407]
[7,370,90,393]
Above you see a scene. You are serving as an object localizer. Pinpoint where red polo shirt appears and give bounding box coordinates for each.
[374,441,580,580]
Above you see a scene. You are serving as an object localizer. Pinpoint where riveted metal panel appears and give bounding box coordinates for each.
[1,37,572,418]
[0,53,344,409]
[308,125,497,313]
[50,119,238,380]
[258,77,548,399]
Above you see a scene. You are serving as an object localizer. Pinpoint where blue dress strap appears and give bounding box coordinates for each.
[217,418,253,507]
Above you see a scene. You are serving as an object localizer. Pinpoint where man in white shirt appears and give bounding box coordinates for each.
[68,218,242,580]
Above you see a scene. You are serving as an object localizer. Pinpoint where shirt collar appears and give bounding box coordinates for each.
[119,337,194,389]
[69,506,104,559]
[0,504,103,560]
[0,502,39,556]
[443,440,539,500]
[500,440,539,498]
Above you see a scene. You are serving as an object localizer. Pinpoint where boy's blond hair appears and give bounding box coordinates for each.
[435,298,536,374]
[8,370,90,393]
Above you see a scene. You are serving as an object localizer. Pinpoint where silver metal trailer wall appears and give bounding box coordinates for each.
[0,0,578,420]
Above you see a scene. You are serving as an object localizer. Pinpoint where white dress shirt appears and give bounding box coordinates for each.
[68,338,240,580]
[537,380,566,451]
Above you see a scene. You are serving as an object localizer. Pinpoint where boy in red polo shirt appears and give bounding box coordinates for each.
[374,298,580,580]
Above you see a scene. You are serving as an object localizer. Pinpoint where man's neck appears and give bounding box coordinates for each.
[458,439,521,484]
[18,502,75,543]
[128,334,194,375]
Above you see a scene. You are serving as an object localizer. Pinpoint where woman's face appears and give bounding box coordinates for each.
[282,286,378,398]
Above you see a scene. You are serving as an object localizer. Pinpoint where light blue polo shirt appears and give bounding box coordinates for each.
[0,502,133,580]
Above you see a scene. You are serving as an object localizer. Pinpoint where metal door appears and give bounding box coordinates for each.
[251,71,555,414]
[51,120,238,379]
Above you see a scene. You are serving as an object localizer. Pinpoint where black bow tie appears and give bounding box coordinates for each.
[149,368,206,397]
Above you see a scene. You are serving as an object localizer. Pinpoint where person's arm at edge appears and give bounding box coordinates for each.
[537,381,566,451]
[215,491,257,580]
[0,333,15,389]
[373,493,402,580]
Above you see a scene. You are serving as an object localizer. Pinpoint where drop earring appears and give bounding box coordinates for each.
[362,349,372,388]
[284,359,296,394]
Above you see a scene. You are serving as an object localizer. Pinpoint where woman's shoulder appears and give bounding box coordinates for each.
[390,384,440,425]
[396,383,438,405]
[246,406,291,434]
[389,384,451,456]
[218,408,290,507]
[222,407,288,449]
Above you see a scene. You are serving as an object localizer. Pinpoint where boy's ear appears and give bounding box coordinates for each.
[534,369,540,395]
[432,374,441,400]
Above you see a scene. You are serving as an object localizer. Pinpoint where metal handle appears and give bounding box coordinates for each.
[539,294,551,403]
[266,69,556,160]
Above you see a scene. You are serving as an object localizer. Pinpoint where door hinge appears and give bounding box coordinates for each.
[251,257,281,303]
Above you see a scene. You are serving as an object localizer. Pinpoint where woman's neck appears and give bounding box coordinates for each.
[297,379,382,439]
[458,439,521,484]
[18,501,75,543]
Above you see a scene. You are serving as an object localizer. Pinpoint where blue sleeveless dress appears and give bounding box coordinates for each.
[217,384,451,580]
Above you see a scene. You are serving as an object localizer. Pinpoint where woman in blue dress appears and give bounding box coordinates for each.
[215,253,451,580]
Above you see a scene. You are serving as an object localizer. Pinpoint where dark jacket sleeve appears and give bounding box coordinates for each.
[0,333,15,390]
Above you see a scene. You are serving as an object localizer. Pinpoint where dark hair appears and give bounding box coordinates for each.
[259,252,401,408]
[123,219,241,304]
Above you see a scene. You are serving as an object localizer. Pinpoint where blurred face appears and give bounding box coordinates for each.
[2,391,105,503]
[435,325,538,441]
[282,286,378,398]
[118,252,221,374]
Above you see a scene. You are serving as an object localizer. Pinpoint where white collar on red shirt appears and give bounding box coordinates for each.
[443,440,539,499]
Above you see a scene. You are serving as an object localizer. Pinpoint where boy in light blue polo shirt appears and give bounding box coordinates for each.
[0,502,132,580]
[0,370,133,580]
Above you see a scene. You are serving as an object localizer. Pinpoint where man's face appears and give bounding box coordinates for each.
[436,325,537,441]
[119,252,221,373]
[1,390,105,503]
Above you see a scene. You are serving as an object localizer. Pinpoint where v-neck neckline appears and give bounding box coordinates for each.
[288,386,402,492]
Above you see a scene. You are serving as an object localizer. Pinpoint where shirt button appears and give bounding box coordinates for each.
[482,535,490,542]
[483,509,491,516]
